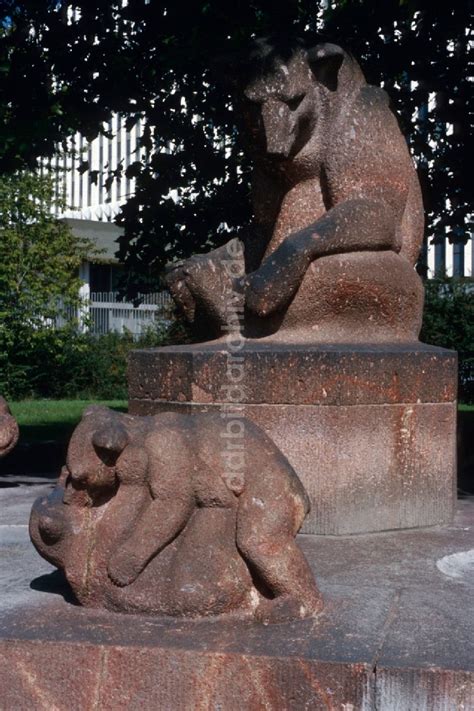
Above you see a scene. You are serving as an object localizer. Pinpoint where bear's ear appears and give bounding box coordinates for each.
[92,422,129,463]
[307,43,344,92]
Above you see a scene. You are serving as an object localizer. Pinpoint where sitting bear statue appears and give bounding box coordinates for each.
[30,405,322,623]
[0,396,19,458]
[166,39,424,343]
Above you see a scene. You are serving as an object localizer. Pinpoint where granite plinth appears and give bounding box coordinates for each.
[128,342,457,535]
[1,482,473,710]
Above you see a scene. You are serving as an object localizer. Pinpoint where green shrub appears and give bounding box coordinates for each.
[420,278,474,403]
[0,320,188,401]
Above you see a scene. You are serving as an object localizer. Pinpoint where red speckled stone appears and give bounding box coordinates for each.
[128,342,457,535]
[0,396,18,458]
[2,497,474,709]
[166,42,426,345]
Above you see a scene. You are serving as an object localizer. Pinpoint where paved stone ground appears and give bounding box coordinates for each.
[1,476,473,710]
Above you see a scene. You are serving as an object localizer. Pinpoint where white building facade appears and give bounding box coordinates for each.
[46,117,175,336]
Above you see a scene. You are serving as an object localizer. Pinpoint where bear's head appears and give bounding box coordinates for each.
[239,40,364,162]
[65,405,130,501]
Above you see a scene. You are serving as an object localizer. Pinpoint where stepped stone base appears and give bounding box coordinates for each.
[128,342,457,535]
[2,481,473,711]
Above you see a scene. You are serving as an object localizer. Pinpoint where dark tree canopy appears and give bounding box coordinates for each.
[0,1,471,296]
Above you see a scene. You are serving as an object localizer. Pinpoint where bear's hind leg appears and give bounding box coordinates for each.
[236,496,322,622]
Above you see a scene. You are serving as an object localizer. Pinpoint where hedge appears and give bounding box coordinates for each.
[0,320,189,400]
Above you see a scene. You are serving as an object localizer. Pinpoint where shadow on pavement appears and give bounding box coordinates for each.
[30,569,78,606]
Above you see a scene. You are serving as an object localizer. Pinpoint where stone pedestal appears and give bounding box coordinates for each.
[128,342,457,535]
[2,480,474,711]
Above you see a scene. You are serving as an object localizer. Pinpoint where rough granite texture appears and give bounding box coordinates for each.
[128,343,457,535]
[1,482,473,710]
[166,40,425,344]
[0,396,18,458]
[29,406,322,620]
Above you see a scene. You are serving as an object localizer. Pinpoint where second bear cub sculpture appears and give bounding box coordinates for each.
[30,405,322,622]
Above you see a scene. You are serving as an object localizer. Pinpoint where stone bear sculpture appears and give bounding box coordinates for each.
[30,405,322,622]
[0,397,19,458]
[167,39,424,343]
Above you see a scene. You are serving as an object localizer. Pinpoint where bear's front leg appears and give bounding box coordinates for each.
[107,543,147,588]
[108,491,194,588]
[245,197,397,318]
[244,229,315,317]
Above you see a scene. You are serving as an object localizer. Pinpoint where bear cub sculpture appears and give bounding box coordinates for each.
[0,397,19,458]
[30,405,322,622]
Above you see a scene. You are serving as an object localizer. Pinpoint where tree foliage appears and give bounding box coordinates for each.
[0,326,181,401]
[0,171,92,327]
[421,277,473,349]
[0,171,94,392]
[0,1,471,296]
[420,278,474,403]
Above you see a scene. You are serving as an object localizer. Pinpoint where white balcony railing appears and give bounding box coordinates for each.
[57,291,174,336]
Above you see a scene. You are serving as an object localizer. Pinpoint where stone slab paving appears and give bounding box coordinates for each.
[0,478,473,710]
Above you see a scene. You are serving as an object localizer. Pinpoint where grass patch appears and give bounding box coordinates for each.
[9,399,127,445]
[459,404,474,411]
